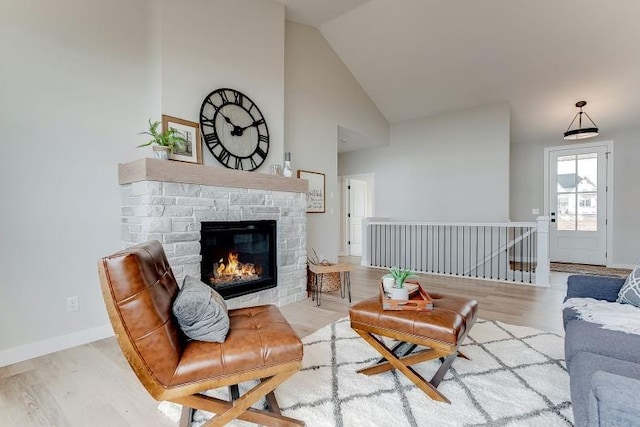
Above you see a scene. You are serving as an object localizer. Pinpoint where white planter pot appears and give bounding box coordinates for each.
[152,145,171,160]
[382,277,395,293]
[390,287,409,300]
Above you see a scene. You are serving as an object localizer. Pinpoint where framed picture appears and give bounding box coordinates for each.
[297,170,325,213]
[162,115,202,164]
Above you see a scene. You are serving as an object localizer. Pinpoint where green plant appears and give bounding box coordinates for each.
[137,119,187,153]
[383,266,417,289]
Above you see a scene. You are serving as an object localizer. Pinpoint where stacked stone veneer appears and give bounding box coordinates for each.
[120,180,307,308]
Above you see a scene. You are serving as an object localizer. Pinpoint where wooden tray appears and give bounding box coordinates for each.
[380,281,434,311]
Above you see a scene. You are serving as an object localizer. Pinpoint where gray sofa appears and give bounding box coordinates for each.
[563,274,640,427]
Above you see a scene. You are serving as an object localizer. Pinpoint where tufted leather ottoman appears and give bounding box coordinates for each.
[349,292,478,403]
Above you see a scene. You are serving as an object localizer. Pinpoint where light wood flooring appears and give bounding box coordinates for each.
[0,259,570,426]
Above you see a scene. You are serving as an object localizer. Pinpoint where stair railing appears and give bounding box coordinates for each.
[361,217,550,286]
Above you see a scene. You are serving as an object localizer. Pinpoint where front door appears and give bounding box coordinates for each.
[547,143,609,265]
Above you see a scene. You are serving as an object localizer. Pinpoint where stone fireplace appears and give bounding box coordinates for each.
[118,158,308,308]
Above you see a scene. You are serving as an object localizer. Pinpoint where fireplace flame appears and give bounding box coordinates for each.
[213,251,260,285]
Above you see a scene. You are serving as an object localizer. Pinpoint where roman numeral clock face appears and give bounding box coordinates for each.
[199,88,270,171]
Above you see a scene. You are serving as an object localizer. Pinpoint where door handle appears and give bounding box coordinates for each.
[550,211,556,222]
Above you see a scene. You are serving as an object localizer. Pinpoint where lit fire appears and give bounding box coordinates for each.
[211,251,261,285]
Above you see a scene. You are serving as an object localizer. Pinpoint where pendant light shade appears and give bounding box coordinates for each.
[564,101,599,140]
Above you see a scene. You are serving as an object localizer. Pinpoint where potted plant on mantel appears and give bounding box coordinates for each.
[137,119,187,160]
[383,266,418,300]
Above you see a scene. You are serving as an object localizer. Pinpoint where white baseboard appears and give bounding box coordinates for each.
[610,263,636,270]
[0,324,114,368]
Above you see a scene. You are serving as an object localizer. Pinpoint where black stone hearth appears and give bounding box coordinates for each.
[200,220,277,299]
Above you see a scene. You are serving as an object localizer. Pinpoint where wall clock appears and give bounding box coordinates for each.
[199,88,269,171]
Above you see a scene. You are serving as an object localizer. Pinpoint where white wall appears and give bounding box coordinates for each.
[0,0,154,356]
[509,140,546,223]
[339,103,511,222]
[0,0,287,365]
[159,0,285,170]
[284,22,389,262]
[510,128,640,267]
[609,128,640,266]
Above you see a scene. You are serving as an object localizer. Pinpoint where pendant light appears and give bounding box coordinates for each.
[563,101,599,140]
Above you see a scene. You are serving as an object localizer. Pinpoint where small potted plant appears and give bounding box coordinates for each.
[137,119,187,160]
[383,266,418,300]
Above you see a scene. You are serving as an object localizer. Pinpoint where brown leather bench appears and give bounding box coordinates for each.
[349,292,478,403]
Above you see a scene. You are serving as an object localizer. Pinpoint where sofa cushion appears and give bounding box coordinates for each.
[588,371,640,427]
[570,351,640,427]
[172,276,229,343]
[564,319,640,368]
[566,274,625,303]
[617,266,640,308]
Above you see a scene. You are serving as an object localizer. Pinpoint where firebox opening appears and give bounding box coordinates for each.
[200,220,277,299]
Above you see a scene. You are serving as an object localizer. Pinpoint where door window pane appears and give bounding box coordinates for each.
[577,153,598,186]
[557,156,576,194]
[557,155,576,174]
[557,193,576,231]
[577,153,598,231]
[577,192,597,231]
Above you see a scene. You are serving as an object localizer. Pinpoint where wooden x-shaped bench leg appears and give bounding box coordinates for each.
[358,347,442,376]
[354,329,452,403]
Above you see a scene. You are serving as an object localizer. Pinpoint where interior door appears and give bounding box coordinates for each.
[348,179,367,256]
[549,145,608,265]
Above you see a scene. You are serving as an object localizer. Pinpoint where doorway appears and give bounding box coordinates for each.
[340,174,374,256]
[544,141,613,265]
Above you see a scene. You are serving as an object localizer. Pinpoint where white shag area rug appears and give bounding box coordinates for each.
[564,297,640,335]
[159,318,572,426]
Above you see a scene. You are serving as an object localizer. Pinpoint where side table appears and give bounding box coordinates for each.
[307,262,354,306]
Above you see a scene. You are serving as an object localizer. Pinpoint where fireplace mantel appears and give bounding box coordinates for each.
[119,158,308,193]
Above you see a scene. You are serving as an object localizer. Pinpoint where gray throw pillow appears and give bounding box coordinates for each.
[617,266,640,308]
[172,275,229,343]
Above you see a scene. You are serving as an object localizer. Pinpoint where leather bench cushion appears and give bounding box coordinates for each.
[349,293,478,346]
[171,305,303,386]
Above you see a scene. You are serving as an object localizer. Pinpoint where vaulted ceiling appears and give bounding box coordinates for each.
[280,0,640,147]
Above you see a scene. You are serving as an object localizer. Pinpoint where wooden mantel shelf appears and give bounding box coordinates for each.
[119,158,308,193]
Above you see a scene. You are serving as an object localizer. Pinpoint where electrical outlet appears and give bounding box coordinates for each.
[66,296,79,312]
[531,208,540,215]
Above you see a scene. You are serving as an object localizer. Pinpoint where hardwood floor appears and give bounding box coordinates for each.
[280,258,569,337]
[0,260,570,426]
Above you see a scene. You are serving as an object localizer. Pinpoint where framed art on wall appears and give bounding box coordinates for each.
[297,170,325,213]
[162,115,202,164]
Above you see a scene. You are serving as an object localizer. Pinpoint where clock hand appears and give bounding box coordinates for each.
[219,111,235,126]
[219,111,245,136]
[234,120,262,136]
